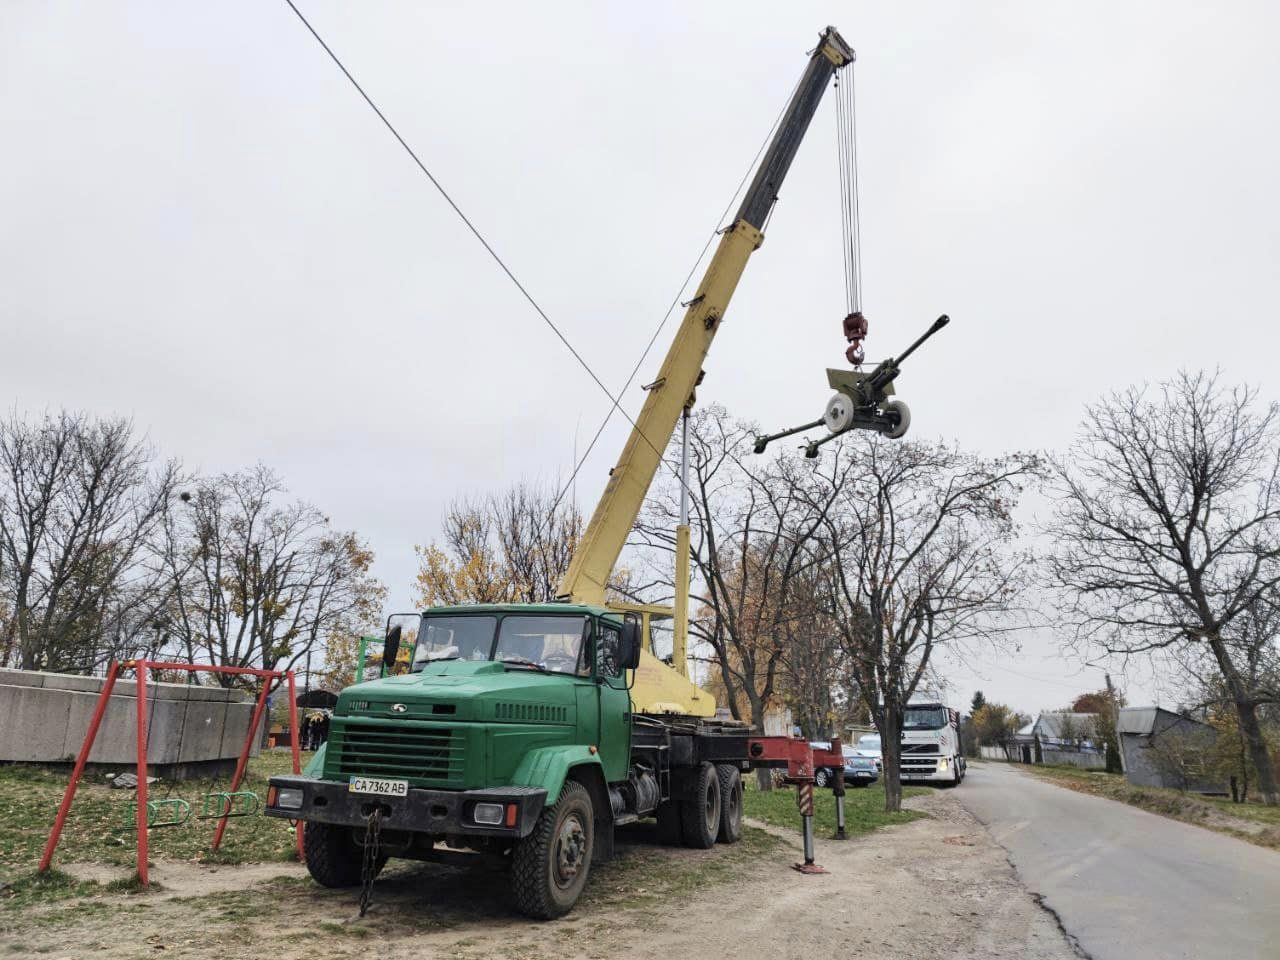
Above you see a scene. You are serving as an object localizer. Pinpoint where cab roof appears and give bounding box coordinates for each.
[420,602,618,619]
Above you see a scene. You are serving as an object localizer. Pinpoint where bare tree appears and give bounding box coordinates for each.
[813,438,1040,811]
[632,405,854,787]
[160,465,384,687]
[1049,371,1280,804]
[0,411,179,672]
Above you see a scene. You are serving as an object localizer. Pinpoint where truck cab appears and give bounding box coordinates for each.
[899,701,966,786]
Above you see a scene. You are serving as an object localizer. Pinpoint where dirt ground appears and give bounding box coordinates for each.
[6,790,1077,960]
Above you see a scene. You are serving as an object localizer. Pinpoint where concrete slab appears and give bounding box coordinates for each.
[61,689,112,762]
[0,687,72,761]
[40,674,105,693]
[220,702,254,759]
[3,668,264,768]
[181,684,234,703]
[0,668,45,688]
[145,699,185,764]
[177,701,227,763]
[87,692,147,764]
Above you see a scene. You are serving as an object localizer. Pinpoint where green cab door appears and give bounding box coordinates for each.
[594,621,632,784]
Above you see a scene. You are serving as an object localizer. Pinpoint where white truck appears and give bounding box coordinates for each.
[899,701,966,786]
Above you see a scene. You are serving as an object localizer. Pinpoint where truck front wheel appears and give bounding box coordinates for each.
[303,822,385,888]
[512,780,594,919]
[680,761,721,849]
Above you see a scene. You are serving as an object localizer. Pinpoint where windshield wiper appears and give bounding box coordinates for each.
[500,657,547,672]
[412,655,459,672]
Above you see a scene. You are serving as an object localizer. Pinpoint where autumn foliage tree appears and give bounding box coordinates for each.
[971,702,1028,747]
[413,482,583,607]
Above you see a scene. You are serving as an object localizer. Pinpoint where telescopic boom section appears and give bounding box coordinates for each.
[556,27,854,605]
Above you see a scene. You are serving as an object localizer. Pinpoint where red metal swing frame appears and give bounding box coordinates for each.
[38,660,304,887]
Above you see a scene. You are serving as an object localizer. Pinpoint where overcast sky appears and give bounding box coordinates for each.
[4,1,1278,715]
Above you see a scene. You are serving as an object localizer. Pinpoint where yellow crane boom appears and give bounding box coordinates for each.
[556,27,855,715]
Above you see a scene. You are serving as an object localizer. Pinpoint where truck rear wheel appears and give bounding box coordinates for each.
[303,822,384,888]
[511,779,594,919]
[680,761,721,849]
[716,765,743,844]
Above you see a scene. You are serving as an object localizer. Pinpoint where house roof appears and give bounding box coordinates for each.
[1033,711,1098,739]
[1118,707,1159,735]
[1117,706,1212,735]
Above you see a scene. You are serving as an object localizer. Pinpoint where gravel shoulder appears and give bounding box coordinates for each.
[4,788,1076,960]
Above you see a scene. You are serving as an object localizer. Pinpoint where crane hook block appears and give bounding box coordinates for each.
[843,311,868,366]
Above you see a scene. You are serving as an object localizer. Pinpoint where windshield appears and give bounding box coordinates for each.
[493,615,588,675]
[903,706,948,730]
[412,616,497,669]
[409,613,588,675]
[858,735,881,750]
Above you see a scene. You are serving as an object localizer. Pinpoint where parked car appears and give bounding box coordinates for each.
[808,741,880,788]
[855,733,882,763]
[840,751,879,787]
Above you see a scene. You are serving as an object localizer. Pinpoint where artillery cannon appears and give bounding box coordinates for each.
[754,314,950,458]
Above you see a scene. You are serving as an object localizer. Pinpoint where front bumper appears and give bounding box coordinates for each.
[900,759,957,782]
[843,767,878,781]
[264,775,546,840]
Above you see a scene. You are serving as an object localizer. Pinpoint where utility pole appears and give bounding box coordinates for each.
[1105,672,1124,773]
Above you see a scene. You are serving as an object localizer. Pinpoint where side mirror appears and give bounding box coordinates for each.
[618,620,642,672]
[382,625,402,677]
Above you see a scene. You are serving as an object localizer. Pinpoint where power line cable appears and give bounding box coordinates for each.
[282,0,635,429]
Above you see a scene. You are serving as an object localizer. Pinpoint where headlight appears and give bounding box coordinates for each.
[276,788,304,810]
[939,757,949,770]
[472,802,505,826]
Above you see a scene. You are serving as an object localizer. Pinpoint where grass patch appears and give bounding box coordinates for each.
[0,868,98,910]
[1030,765,1280,850]
[0,751,310,874]
[102,874,157,895]
[741,779,927,837]
[581,825,782,910]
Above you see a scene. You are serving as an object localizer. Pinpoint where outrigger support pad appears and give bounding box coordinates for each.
[753,314,950,457]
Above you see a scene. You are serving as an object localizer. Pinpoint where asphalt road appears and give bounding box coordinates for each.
[957,763,1280,960]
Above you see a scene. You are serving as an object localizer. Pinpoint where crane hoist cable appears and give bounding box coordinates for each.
[834,64,867,366]
[752,60,952,459]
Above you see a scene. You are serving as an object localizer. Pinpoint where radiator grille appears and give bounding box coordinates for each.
[326,720,463,787]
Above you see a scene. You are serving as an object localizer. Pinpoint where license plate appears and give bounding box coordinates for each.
[348,776,409,797]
